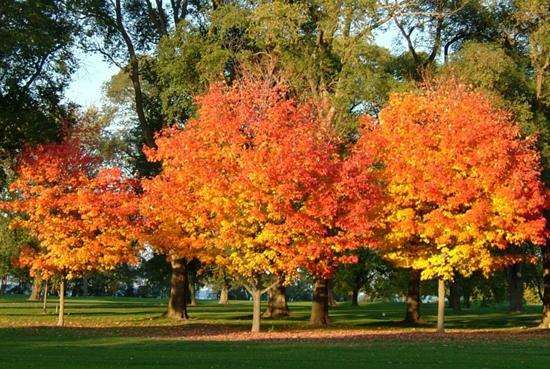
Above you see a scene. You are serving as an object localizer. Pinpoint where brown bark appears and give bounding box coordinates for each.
[28,277,42,301]
[437,279,445,333]
[540,241,550,328]
[189,282,197,306]
[82,275,89,297]
[404,269,422,324]
[167,258,189,320]
[449,278,461,312]
[263,277,289,318]
[251,288,262,333]
[219,285,229,304]
[57,279,65,327]
[42,281,49,314]
[327,283,337,307]
[310,278,330,327]
[0,275,6,295]
[508,263,524,312]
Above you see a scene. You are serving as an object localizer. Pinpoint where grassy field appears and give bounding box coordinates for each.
[1,295,549,368]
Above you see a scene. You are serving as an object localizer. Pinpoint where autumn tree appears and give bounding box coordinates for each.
[361,81,546,332]
[4,135,139,326]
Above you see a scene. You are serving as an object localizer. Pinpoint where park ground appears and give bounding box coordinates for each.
[1,296,549,369]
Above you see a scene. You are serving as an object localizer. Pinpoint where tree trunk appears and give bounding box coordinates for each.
[351,286,360,307]
[28,277,41,301]
[189,282,197,306]
[263,277,289,318]
[0,275,6,295]
[42,281,49,314]
[508,263,524,312]
[219,285,229,304]
[437,278,445,333]
[57,279,65,327]
[404,269,422,323]
[251,288,262,333]
[327,283,337,307]
[449,278,461,312]
[167,258,189,320]
[310,278,330,327]
[82,275,89,297]
[540,241,550,328]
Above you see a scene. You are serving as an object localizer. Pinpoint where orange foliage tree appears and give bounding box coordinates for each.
[360,81,546,331]
[4,136,139,326]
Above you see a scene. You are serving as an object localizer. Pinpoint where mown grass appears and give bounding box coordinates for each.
[1,295,549,369]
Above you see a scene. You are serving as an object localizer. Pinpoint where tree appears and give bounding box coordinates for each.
[361,81,546,332]
[0,0,77,183]
[4,134,139,326]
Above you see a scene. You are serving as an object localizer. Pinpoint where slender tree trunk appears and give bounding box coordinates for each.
[540,241,550,328]
[327,282,337,307]
[310,278,330,327]
[449,278,461,312]
[82,275,89,297]
[251,288,262,333]
[437,279,445,333]
[189,282,197,306]
[42,281,49,314]
[263,276,289,318]
[508,263,524,312]
[219,285,229,304]
[351,286,360,307]
[28,277,42,301]
[404,269,422,323]
[0,275,6,295]
[167,258,189,320]
[57,279,65,327]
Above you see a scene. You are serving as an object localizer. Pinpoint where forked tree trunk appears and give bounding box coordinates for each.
[263,276,289,318]
[28,277,41,301]
[42,281,49,314]
[437,279,445,333]
[540,241,550,328]
[251,288,262,333]
[167,258,189,320]
[57,279,65,327]
[508,263,524,312]
[404,269,422,323]
[219,285,229,304]
[310,278,330,327]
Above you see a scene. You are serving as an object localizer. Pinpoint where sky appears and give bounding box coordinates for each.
[65,28,401,109]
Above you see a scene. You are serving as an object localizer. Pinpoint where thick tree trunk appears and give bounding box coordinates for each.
[219,285,229,304]
[263,277,289,318]
[540,241,550,328]
[167,258,189,320]
[449,278,461,312]
[57,279,65,327]
[437,279,445,333]
[310,278,330,327]
[28,277,42,301]
[404,269,422,323]
[42,281,49,314]
[82,275,88,297]
[508,263,524,312]
[351,286,360,307]
[251,288,262,333]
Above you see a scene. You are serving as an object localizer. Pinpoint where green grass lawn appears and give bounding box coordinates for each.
[1,295,549,368]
